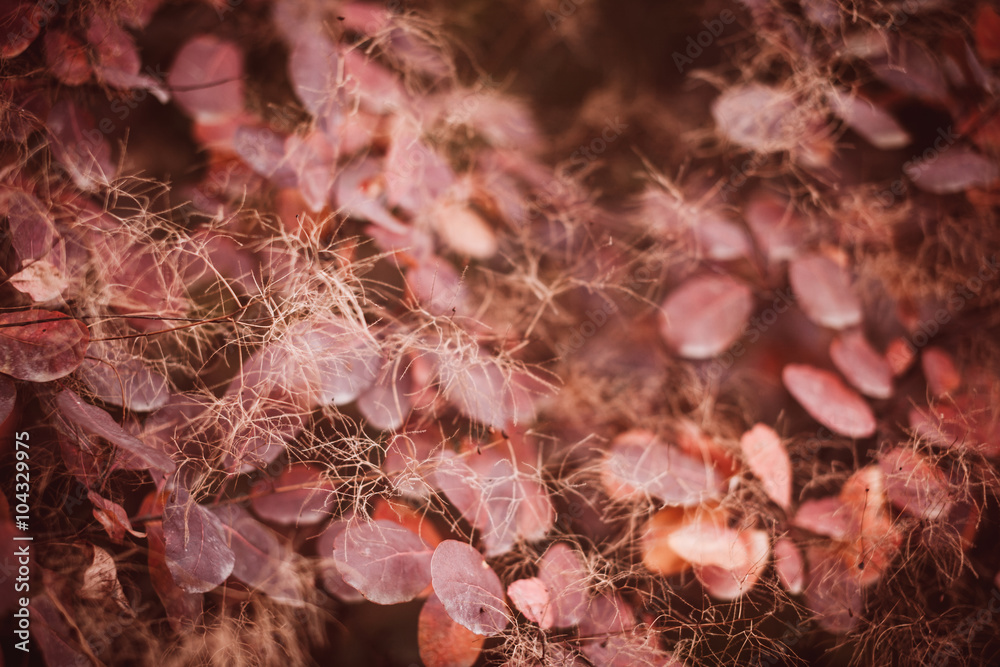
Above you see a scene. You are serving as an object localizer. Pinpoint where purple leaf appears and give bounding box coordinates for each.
[163,487,236,594]
[333,519,433,605]
[0,311,88,382]
[56,389,177,473]
[788,253,862,330]
[658,274,754,359]
[213,505,305,604]
[430,540,509,636]
[47,99,116,191]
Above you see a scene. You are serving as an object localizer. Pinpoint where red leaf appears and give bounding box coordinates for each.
[56,389,177,473]
[163,487,236,594]
[601,429,724,506]
[829,330,893,399]
[507,578,553,628]
[47,99,116,191]
[30,591,88,667]
[168,35,244,122]
[537,542,589,627]
[739,423,792,510]
[782,364,876,438]
[0,2,45,58]
[879,447,953,521]
[89,491,144,541]
[921,347,961,397]
[333,519,433,604]
[0,374,15,426]
[213,505,305,604]
[788,253,862,330]
[250,464,336,526]
[666,518,770,599]
[44,29,92,85]
[0,310,88,382]
[976,4,1000,64]
[418,592,485,667]
[658,274,754,359]
[430,540,509,636]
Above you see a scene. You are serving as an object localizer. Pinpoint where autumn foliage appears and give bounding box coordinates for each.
[2,0,1000,666]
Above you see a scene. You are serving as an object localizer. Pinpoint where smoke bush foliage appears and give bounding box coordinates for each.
[2,0,1000,665]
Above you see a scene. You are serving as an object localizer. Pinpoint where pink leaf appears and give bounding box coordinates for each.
[909,146,1000,194]
[284,130,337,212]
[56,389,177,473]
[333,519,433,604]
[315,517,365,602]
[658,274,754,359]
[0,310,87,383]
[430,199,499,259]
[47,99,116,191]
[507,578,553,628]
[343,49,406,114]
[430,540,509,636]
[782,364,876,438]
[357,359,413,431]
[788,253,862,330]
[921,347,961,397]
[804,544,862,633]
[829,330,893,399]
[79,342,171,412]
[250,464,336,526]
[213,505,304,604]
[828,88,910,149]
[163,488,236,593]
[537,542,589,627]
[418,592,485,667]
[602,430,724,506]
[434,449,554,557]
[666,518,770,600]
[333,158,408,232]
[744,190,804,263]
[384,123,456,215]
[739,423,792,510]
[792,496,851,540]
[168,35,244,122]
[773,537,804,594]
[9,259,70,302]
[432,347,538,429]
[879,447,953,520]
[712,83,804,153]
[287,30,340,122]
